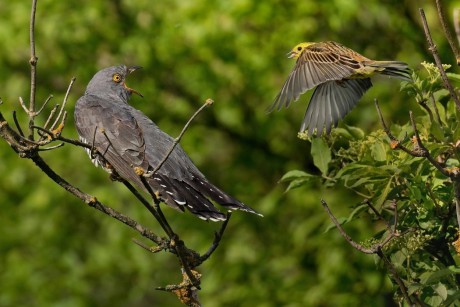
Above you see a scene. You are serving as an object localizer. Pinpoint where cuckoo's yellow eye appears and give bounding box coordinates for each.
[112,73,122,83]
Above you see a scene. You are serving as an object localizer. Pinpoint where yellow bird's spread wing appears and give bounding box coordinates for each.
[300,78,373,136]
[269,42,366,112]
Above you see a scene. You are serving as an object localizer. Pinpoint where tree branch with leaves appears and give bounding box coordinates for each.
[282,2,460,306]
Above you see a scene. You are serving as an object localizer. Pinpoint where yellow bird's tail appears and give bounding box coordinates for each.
[366,60,412,81]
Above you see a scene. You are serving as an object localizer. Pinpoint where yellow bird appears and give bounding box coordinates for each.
[269,41,411,136]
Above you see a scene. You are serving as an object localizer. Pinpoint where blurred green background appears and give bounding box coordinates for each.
[0,0,457,306]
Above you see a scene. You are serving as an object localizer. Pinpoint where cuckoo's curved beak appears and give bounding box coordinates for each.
[124,66,143,97]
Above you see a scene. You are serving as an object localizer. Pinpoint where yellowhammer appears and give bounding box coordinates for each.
[269,41,411,136]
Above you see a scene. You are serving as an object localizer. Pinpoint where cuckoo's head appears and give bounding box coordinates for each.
[85,65,143,102]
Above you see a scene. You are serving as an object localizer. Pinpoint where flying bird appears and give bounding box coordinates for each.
[74,65,261,221]
[269,41,411,136]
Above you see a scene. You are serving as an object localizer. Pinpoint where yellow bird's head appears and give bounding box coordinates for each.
[287,42,314,59]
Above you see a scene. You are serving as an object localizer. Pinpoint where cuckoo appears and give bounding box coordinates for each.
[74,65,260,221]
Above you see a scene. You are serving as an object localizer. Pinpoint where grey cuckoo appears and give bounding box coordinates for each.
[74,65,260,221]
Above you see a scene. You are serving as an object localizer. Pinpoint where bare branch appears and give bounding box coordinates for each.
[50,77,75,131]
[453,182,460,232]
[31,152,166,246]
[33,125,92,149]
[36,142,64,151]
[419,8,460,111]
[12,111,25,137]
[435,0,460,65]
[199,212,232,263]
[19,97,30,115]
[132,238,168,254]
[35,94,53,116]
[28,0,39,139]
[321,199,375,254]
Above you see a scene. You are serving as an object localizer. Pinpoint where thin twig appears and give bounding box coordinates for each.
[419,8,460,111]
[19,97,30,115]
[435,0,460,65]
[32,125,92,149]
[132,238,168,254]
[42,104,59,131]
[374,99,418,156]
[12,111,25,137]
[199,212,232,263]
[28,0,38,139]
[145,98,213,178]
[50,77,75,131]
[35,94,53,116]
[453,182,460,232]
[321,199,375,254]
[36,143,64,151]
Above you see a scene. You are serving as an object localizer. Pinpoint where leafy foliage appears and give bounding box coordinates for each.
[283,64,460,305]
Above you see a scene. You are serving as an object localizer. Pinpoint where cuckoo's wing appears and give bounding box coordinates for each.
[74,95,148,185]
[269,42,363,112]
[300,78,373,136]
[130,108,261,218]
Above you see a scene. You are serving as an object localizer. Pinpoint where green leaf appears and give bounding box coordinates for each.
[370,141,387,162]
[345,204,368,222]
[443,290,460,306]
[430,119,444,140]
[434,283,447,300]
[344,125,365,139]
[279,170,312,182]
[279,170,315,192]
[285,177,313,192]
[447,72,460,83]
[420,268,460,285]
[375,176,393,207]
[311,138,331,175]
